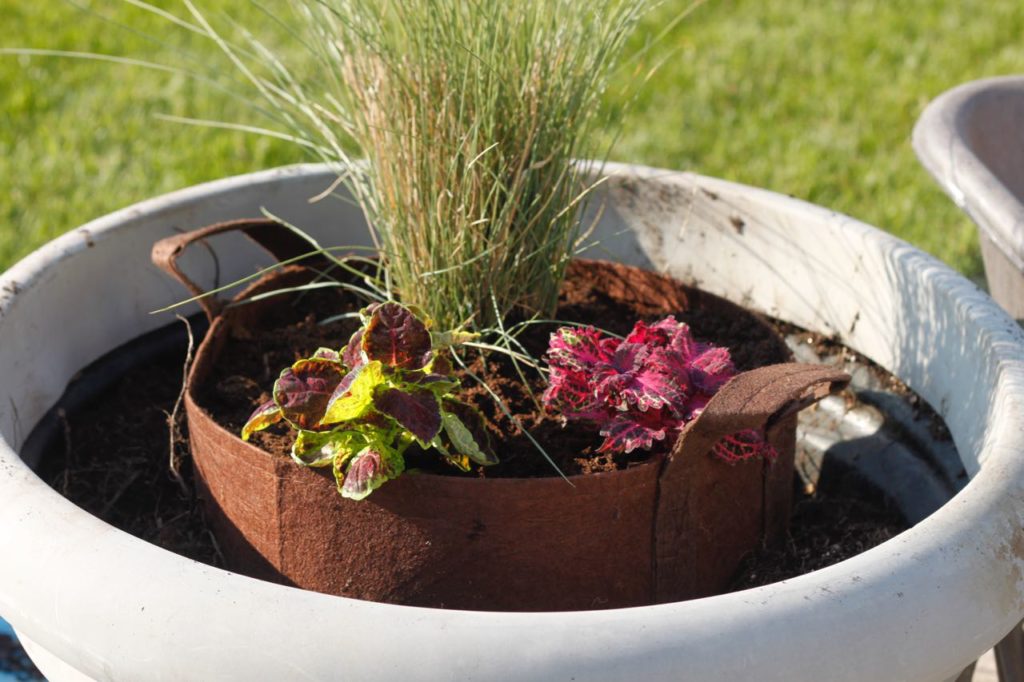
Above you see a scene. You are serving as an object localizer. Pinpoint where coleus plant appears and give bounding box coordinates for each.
[242,303,496,500]
[543,316,776,462]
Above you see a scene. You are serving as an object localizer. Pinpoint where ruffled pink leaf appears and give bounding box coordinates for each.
[684,393,711,421]
[597,409,672,454]
[546,327,617,372]
[542,366,606,421]
[688,345,735,393]
[594,342,690,412]
[625,316,687,347]
[712,429,778,463]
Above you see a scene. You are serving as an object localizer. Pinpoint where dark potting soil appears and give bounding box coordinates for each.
[35,331,223,569]
[731,467,904,588]
[197,260,786,477]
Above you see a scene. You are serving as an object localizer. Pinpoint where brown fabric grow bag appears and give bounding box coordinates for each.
[153,219,849,611]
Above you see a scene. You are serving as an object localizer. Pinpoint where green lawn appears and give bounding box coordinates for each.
[3,0,1024,277]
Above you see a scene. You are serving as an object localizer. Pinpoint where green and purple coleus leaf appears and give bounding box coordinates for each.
[441,403,497,466]
[241,399,284,441]
[243,301,498,500]
[321,360,385,425]
[273,357,347,431]
[362,302,433,370]
[342,328,365,370]
[374,387,441,444]
[437,398,496,466]
[311,347,342,363]
[291,429,365,467]
[430,329,480,349]
[407,369,461,396]
[335,443,405,501]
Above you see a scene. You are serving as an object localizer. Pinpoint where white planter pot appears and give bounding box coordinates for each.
[914,75,1024,319]
[1,163,1023,682]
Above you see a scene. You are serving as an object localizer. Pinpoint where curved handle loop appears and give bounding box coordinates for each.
[667,362,851,470]
[151,218,322,323]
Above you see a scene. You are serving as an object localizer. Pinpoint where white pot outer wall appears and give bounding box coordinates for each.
[1,163,1022,682]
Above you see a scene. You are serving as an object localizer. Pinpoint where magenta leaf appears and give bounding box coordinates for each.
[272,358,346,430]
[546,327,616,372]
[362,302,432,370]
[593,342,687,412]
[712,429,778,463]
[374,387,441,443]
[598,410,670,454]
[620,363,689,411]
[684,393,711,421]
[542,365,613,422]
[688,346,735,393]
[625,316,685,347]
[543,315,772,462]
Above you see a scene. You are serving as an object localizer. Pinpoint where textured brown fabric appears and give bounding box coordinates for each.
[654,364,850,602]
[158,223,849,611]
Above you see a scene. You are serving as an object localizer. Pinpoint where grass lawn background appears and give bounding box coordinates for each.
[2,0,1023,278]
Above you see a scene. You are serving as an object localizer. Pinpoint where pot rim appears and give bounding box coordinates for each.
[1,162,1023,681]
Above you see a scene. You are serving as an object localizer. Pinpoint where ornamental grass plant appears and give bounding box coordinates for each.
[185,0,650,330]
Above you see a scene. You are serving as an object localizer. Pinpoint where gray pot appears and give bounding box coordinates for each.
[914,75,1024,321]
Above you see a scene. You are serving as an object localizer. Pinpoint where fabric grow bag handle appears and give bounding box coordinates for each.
[151,218,323,323]
[671,363,850,457]
[654,363,850,602]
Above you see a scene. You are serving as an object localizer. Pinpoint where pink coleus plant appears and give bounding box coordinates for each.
[542,316,776,463]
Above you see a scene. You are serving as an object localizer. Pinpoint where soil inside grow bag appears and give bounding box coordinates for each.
[29,264,920,591]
